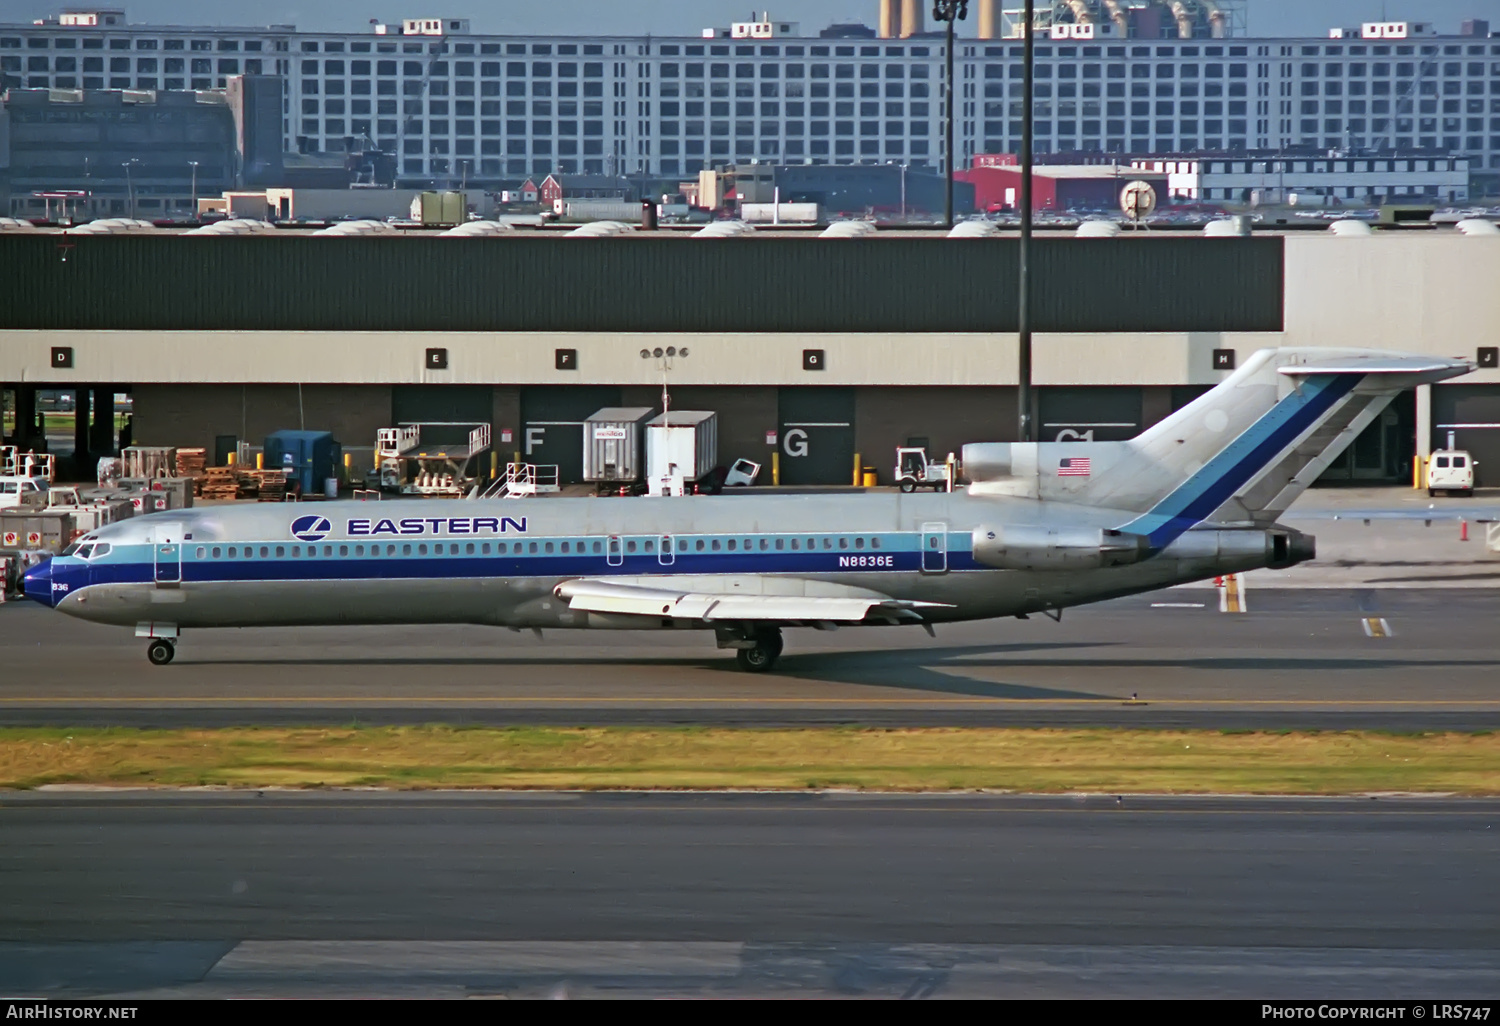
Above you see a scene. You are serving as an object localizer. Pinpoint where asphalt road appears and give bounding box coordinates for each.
[2,588,1498,729]
[2,793,1498,997]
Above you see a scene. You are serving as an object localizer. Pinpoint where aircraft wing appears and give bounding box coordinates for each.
[554,578,951,624]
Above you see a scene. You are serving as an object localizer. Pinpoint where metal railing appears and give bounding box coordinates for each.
[472,463,561,499]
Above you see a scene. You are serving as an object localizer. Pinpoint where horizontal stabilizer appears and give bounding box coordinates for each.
[1278,356,1472,377]
[555,578,950,623]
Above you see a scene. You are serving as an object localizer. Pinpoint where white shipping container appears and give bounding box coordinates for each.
[556,198,644,223]
[740,202,822,224]
[646,411,718,483]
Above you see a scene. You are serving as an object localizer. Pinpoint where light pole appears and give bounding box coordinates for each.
[932,2,968,228]
[187,160,199,219]
[1017,0,1035,442]
[121,159,139,220]
[640,345,688,420]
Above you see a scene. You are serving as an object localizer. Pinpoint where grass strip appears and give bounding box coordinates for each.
[1,727,1498,793]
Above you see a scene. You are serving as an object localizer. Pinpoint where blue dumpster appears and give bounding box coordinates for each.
[263,430,341,497]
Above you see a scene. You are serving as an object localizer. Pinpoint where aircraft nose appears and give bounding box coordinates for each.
[22,559,55,607]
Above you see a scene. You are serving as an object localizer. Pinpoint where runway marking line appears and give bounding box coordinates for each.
[6,697,1500,707]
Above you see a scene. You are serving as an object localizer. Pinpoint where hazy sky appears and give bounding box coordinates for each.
[10,1,1500,37]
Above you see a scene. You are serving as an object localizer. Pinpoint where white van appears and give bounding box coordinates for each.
[1427,449,1477,497]
[0,476,48,510]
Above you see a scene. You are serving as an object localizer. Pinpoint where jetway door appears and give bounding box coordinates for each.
[778,387,855,485]
[520,386,622,484]
[1434,385,1500,488]
[1038,387,1143,443]
[392,385,493,447]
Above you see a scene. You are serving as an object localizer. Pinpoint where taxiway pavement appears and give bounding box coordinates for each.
[3,793,1497,997]
[1,588,1497,730]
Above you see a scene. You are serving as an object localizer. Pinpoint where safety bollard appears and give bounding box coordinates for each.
[1461,519,1469,542]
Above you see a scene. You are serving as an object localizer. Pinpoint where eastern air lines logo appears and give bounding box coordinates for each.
[290,515,332,542]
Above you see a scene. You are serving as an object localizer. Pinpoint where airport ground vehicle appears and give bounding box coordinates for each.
[1427,449,1477,497]
[895,448,953,492]
[376,423,491,498]
[724,459,760,487]
[0,476,47,510]
[24,349,1473,672]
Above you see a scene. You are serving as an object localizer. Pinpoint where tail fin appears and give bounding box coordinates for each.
[964,348,1472,546]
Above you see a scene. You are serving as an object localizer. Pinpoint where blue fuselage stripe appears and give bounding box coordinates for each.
[1120,373,1358,548]
[37,534,987,601]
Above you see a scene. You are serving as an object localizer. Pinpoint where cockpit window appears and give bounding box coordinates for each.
[90,543,111,559]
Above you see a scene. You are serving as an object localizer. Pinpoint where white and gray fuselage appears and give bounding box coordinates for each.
[25,490,1296,629]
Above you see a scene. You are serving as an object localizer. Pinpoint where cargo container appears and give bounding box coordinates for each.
[0,509,77,554]
[411,191,465,225]
[120,446,177,479]
[645,411,718,493]
[117,477,195,510]
[264,430,342,497]
[740,202,822,224]
[583,407,655,488]
[554,198,645,223]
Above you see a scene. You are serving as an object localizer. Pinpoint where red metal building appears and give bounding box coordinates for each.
[957,160,1169,214]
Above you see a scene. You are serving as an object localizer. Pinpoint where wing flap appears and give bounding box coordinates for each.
[554,578,950,623]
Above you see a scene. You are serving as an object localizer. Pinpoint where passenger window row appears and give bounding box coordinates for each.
[189,534,889,561]
[677,535,883,552]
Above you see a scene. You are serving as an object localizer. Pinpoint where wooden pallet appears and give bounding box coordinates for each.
[175,448,207,478]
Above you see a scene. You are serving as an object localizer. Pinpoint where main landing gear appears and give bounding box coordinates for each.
[146,639,176,666]
[733,629,784,673]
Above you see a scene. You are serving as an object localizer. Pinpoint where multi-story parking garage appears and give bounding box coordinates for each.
[2,225,1497,487]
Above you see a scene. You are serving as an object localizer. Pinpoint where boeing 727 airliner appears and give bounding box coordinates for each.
[23,348,1472,670]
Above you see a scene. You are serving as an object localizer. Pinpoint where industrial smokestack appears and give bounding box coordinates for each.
[900,0,924,37]
[879,0,899,38]
[977,0,999,39]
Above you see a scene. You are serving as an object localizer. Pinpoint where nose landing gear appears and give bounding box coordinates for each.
[146,639,176,665]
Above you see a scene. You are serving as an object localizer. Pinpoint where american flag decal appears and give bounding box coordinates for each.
[1058,457,1092,477]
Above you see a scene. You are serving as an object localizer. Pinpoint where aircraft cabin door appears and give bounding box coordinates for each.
[607,535,623,567]
[920,522,948,575]
[149,522,184,586]
[659,535,675,566]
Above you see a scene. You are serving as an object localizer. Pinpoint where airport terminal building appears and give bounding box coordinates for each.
[2,226,1498,487]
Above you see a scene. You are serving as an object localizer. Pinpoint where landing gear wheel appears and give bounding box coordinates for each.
[146,639,175,666]
[735,631,783,673]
